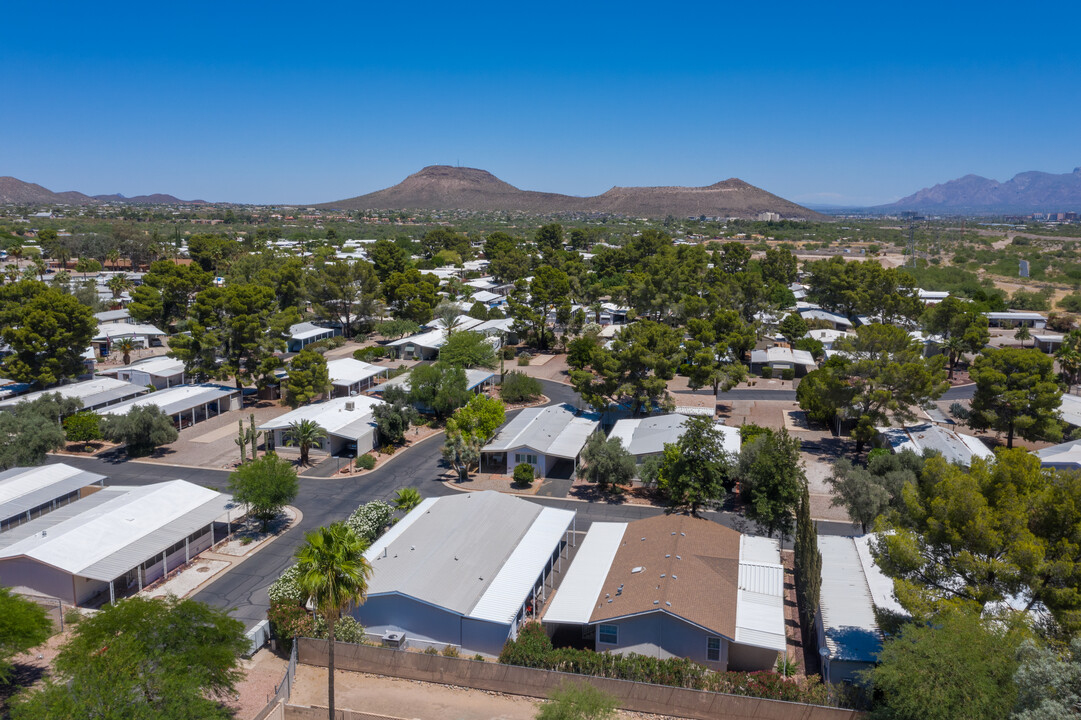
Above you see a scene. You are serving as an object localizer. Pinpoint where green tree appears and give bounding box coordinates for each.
[227,453,299,531]
[968,347,1062,448]
[1056,329,1081,387]
[0,394,75,468]
[500,371,543,403]
[507,267,570,351]
[100,405,178,456]
[113,336,137,366]
[873,450,1081,631]
[738,428,805,539]
[534,223,565,257]
[656,416,734,515]
[0,281,96,387]
[439,330,497,369]
[304,259,381,337]
[536,681,618,720]
[1012,638,1081,720]
[382,267,441,323]
[447,393,506,442]
[826,450,923,533]
[570,320,683,414]
[442,432,482,482]
[368,238,411,281]
[761,246,799,286]
[393,488,422,513]
[866,610,1024,720]
[777,313,808,343]
[377,318,420,340]
[409,364,471,419]
[793,483,821,633]
[62,412,102,443]
[0,585,52,683]
[285,349,330,408]
[286,419,326,465]
[128,260,212,329]
[921,295,990,379]
[11,596,247,720]
[294,523,373,720]
[576,433,636,492]
[372,387,418,445]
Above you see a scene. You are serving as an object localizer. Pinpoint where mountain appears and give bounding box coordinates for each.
[879,167,1081,213]
[0,176,205,205]
[318,165,820,219]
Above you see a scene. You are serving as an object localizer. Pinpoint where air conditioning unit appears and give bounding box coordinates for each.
[382,631,407,649]
[345,401,355,411]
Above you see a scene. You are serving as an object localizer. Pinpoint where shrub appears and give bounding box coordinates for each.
[502,346,516,360]
[100,405,178,456]
[346,500,393,543]
[513,463,535,486]
[760,366,773,379]
[424,646,439,655]
[738,423,770,443]
[63,609,82,626]
[780,369,794,381]
[950,402,971,421]
[355,453,376,470]
[267,600,313,652]
[517,352,532,366]
[500,371,543,403]
[310,614,366,644]
[267,564,306,605]
[866,447,891,463]
[63,412,102,442]
[441,645,460,658]
[472,654,486,662]
[353,346,387,362]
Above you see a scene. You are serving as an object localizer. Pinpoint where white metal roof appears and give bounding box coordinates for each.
[0,377,148,411]
[542,522,627,625]
[483,404,600,459]
[798,309,853,327]
[608,414,741,458]
[258,395,384,438]
[98,356,185,378]
[92,323,166,341]
[99,383,239,417]
[387,327,448,350]
[987,311,1046,321]
[469,506,575,623]
[370,368,493,394]
[327,358,387,387]
[1035,438,1081,470]
[0,464,105,522]
[93,309,132,323]
[733,532,786,652]
[0,481,235,582]
[1059,394,1081,428]
[817,535,883,663]
[289,322,335,341]
[877,423,993,467]
[471,290,502,303]
[750,347,817,367]
[852,534,906,616]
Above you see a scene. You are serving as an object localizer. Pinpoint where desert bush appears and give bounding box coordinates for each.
[355,453,376,470]
[513,463,535,486]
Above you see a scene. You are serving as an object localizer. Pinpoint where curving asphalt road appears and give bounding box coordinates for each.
[45,379,858,629]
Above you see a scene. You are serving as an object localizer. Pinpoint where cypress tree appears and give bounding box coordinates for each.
[794,482,822,632]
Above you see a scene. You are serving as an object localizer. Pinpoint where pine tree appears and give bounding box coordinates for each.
[794,482,822,633]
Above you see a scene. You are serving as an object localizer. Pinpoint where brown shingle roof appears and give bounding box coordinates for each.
[589,515,741,639]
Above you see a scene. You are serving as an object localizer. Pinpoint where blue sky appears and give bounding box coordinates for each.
[3,1,1079,206]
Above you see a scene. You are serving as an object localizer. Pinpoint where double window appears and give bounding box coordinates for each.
[598,624,618,645]
[707,637,721,661]
[515,453,538,466]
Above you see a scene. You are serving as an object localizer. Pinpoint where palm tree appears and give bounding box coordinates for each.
[107,272,132,300]
[1015,325,1032,348]
[943,335,964,379]
[1056,330,1081,389]
[113,337,137,366]
[393,488,422,513]
[294,523,372,720]
[287,419,326,465]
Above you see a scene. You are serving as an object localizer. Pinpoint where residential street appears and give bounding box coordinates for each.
[44,379,856,629]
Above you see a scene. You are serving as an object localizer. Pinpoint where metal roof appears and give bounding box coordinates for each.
[543,522,627,624]
[93,309,132,323]
[0,377,148,411]
[0,480,236,582]
[1060,394,1081,428]
[798,309,853,327]
[987,311,1046,321]
[97,356,185,378]
[99,383,239,417]
[92,323,167,341]
[877,423,993,467]
[608,414,740,458]
[327,358,387,387]
[386,327,448,350]
[369,368,493,393]
[289,322,335,341]
[258,395,383,438]
[0,464,106,523]
[750,347,818,367]
[363,492,569,623]
[483,404,599,459]
[1035,437,1081,470]
[817,535,882,663]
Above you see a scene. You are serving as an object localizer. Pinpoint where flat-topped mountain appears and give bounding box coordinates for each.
[879,167,1081,213]
[0,176,205,206]
[319,165,820,219]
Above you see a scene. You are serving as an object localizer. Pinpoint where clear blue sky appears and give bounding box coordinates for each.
[3,1,1079,206]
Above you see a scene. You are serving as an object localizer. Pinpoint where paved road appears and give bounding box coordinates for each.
[942,383,976,401]
[45,378,857,628]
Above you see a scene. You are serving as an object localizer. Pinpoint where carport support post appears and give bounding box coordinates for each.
[137,565,143,591]
[184,537,190,564]
[108,580,115,605]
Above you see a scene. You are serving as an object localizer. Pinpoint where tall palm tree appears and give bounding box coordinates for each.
[1015,325,1032,348]
[393,487,422,513]
[287,419,326,465]
[1056,330,1081,389]
[106,272,132,300]
[295,523,372,720]
[943,335,964,379]
[113,337,137,365]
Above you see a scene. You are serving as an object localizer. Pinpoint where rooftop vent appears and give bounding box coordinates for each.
[345,401,355,411]
[631,566,644,574]
[665,601,672,607]
[653,600,660,605]
[641,537,646,541]
[665,554,670,558]
[660,574,666,578]
[680,532,685,537]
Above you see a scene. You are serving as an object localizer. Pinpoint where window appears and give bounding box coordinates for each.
[707,637,721,661]
[598,624,618,645]
[515,453,538,466]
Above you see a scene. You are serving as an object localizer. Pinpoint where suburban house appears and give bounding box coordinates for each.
[0,377,148,414]
[542,515,786,672]
[259,395,384,457]
[0,480,239,606]
[98,383,242,430]
[607,414,740,462]
[1058,393,1081,429]
[97,356,186,390]
[817,535,904,686]
[91,323,167,355]
[354,491,576,656]
[798,308,854,331]
[327,357,388,397]
[92,308,133,326]
[0,464,106,533]
[876,423,993,467]
[287,322,337,352]
[481,404,600,477]
[807,328,854,350]
[986,311,1047,329]
[749,347,817,376]
[386,315,506,361]
[1035,438,1081,470]
[917,289,950,304]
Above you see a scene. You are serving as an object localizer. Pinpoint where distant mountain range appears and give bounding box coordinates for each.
[0,176,205,206]
[318,165,821,219]
[878,167,1081,214]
